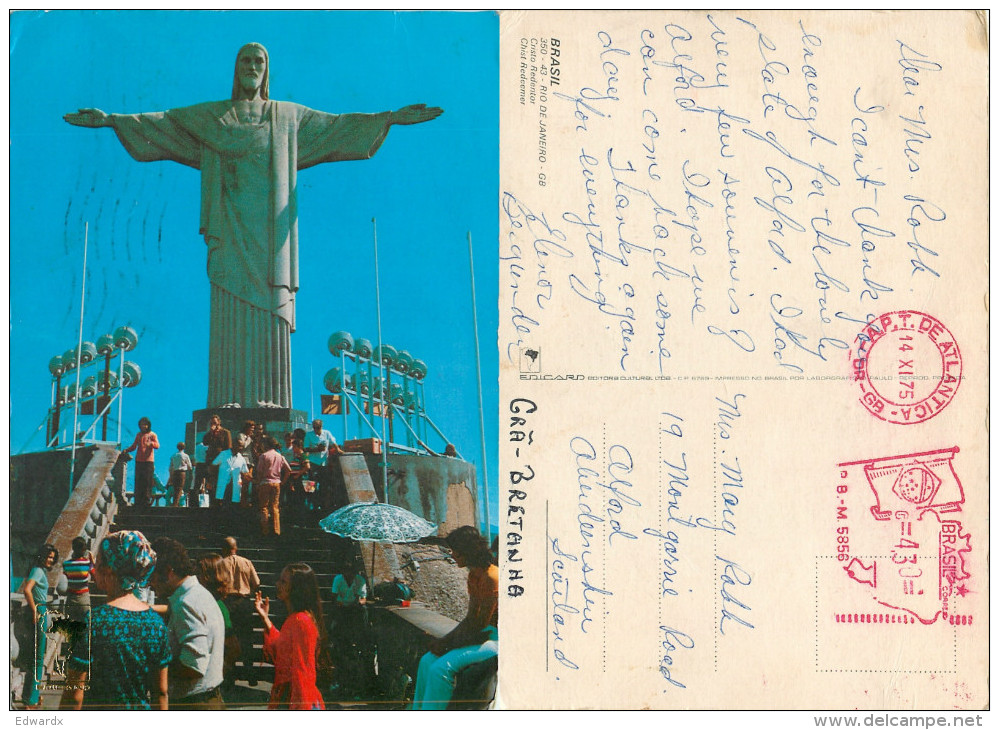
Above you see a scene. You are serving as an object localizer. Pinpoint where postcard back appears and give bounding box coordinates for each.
[497,10,988,710]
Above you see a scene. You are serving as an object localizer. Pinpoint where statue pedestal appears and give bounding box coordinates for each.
[185,406,309,454]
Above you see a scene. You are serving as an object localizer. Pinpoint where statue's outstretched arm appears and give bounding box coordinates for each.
[65,106,201,168]
[63,108,112,128]
[388,104,444,126]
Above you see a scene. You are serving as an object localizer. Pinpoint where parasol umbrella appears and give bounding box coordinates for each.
[319,501,437,592]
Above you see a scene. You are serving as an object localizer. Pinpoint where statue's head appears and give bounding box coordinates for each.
[232,42,269,101]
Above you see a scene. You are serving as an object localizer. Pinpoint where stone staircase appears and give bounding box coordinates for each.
[20,450,479,710]
[107,505,356,690]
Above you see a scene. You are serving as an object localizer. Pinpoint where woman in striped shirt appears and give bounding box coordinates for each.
[62,536,95,623]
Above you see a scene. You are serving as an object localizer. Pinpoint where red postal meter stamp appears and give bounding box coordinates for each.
[851,311,962,425]
[833,448,973,626]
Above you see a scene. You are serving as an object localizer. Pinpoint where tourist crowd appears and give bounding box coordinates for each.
[15,524,497,711]
[123,415,347,536]
[15,415,498,710]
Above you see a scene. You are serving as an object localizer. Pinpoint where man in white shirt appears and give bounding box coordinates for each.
[168,442,194,507]
[303,419,336,509]
[149,538,225,709]
[213,434,251,507]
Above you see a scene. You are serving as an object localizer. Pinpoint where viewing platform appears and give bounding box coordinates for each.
[10,444,495,710]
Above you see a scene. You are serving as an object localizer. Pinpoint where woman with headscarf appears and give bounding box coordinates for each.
[18,543,58,709]
[253,562,329,709]
[60,531,171,710]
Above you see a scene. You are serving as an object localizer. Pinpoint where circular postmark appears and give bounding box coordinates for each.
[851,311,962,425]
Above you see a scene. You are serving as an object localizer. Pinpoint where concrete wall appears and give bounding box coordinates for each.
[370,605,496,709]
[369,605,457,706]
[9,447,97,579]
[358,452,478,533]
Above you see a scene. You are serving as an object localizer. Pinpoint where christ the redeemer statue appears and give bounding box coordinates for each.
[65,42,441,410]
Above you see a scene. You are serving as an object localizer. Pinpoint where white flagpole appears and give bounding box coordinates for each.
[70,222,89,494]
[117,353,124,445]
[468,231,491,536]
[373,218,389,503]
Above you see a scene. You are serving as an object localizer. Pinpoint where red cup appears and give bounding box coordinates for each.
[400,600,411,607]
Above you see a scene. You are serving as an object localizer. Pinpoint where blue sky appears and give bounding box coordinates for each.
[9,10,500,527]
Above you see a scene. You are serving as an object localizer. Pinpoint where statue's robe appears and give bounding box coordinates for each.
[111,101,391,408]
